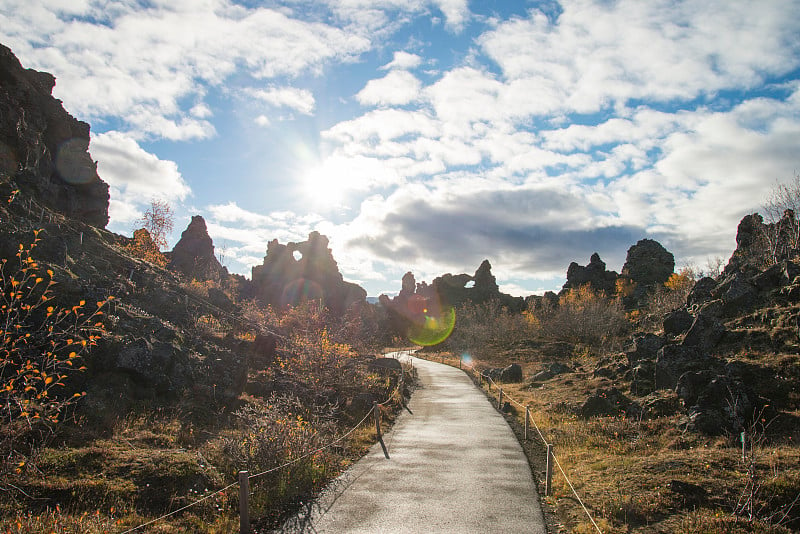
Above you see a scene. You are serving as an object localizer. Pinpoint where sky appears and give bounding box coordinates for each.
[3,1,800,297]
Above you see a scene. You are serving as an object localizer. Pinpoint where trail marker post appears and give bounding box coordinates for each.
[545,444,554,496]
[498,388,503,409]
[238,470,250,534]
[374,402,390,459]
[524,406,530,440]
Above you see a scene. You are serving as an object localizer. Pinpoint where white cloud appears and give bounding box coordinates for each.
[356,70,422,106]
[432,0,470,32]
[91,132,190,223]
[478,0,800,114]
[381,51,422,71]
[244,87,316,115]
[1,0,369,140]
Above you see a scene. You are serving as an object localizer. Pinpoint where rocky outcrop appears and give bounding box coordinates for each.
[250,231,366,315]
[430,260,525,312]
[169,215,226,282]
[621,239,675,287]
[562,252,618,293]
[0,43,109,226]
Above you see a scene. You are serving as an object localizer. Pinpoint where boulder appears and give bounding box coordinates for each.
[579,387,634,418]
[682,314,726,351]
[663,309,694,337]
[625,333,664,367]
[720,275,758,317]
[655,345,719,390]
[621,239,675,288]
[629,361,656,396]
[687,277,717,307]
[638,390,681,418]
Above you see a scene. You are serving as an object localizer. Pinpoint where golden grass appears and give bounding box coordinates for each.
[417,351,800,533]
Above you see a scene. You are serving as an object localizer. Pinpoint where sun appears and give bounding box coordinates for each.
[301,163,346,207]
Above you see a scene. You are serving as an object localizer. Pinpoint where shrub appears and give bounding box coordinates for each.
[446,300,530,356]
[1,230,110,476]
[533,285,629,349]
[123,228,168,267]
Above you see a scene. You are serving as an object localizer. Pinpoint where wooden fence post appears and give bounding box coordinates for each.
[545,444,553,496]
[374,402,390,459]
[498,388,503,408]
[239,470,250,534]
[524,406,530,441]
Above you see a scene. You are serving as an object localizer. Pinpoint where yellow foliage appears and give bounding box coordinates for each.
[615,277,636,297]
[124,228,168,267]
[665,270,694,292]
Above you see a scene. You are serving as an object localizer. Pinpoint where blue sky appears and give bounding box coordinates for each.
[3,0,800,297]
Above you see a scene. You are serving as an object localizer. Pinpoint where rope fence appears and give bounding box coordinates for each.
[421,353,604,534]
[120,353,409,534]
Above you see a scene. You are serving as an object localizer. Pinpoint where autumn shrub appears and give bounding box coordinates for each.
[637,269,696,331]
[123,227,168,267]
[533,284,629,349]
[446,299,531,356]
[1,230,110,477]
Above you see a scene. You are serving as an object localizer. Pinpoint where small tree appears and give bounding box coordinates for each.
[137,199,174,251]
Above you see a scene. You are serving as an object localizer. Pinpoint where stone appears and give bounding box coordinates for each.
[500,363,523,382]
[0,44,109,226]
[579,387,633,418]
[621,239,675,288]
[562,252,619,293]
[655,345,719,390]
[720,275,758,317]
[638,390,681,418]
[687,277,717,307]
[675,370,716,407]
[682,314,726,351]
[250,231,367,315]
[626,333,665,367]
[169,215,226,282]
[663,309,694,337]
[629,361,655,396]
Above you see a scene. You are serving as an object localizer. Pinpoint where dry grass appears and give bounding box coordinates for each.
[417,350,800,533]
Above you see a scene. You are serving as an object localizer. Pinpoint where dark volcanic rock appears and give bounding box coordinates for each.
[579,387,634,418]
[682,314,726,351]
[626,333,664,367]
[663,309,694,337]
[0,44,109,226]
[250,231,366,315]
[562,252,618,293]
[655,345,719,390]
[169,215,226,282]
[687,276,717,308]
[621,239,675,288]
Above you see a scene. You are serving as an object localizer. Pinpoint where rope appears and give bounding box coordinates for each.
[553,455,603,533]
[120,407,376,532]
[118,481,238,534]
[249,409,373,481]
[448,355,601,531]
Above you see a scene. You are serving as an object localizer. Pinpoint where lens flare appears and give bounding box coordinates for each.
[281,278,324,308]
[408,304,456,346]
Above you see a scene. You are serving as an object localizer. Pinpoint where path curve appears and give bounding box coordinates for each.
[282,352,546,533]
